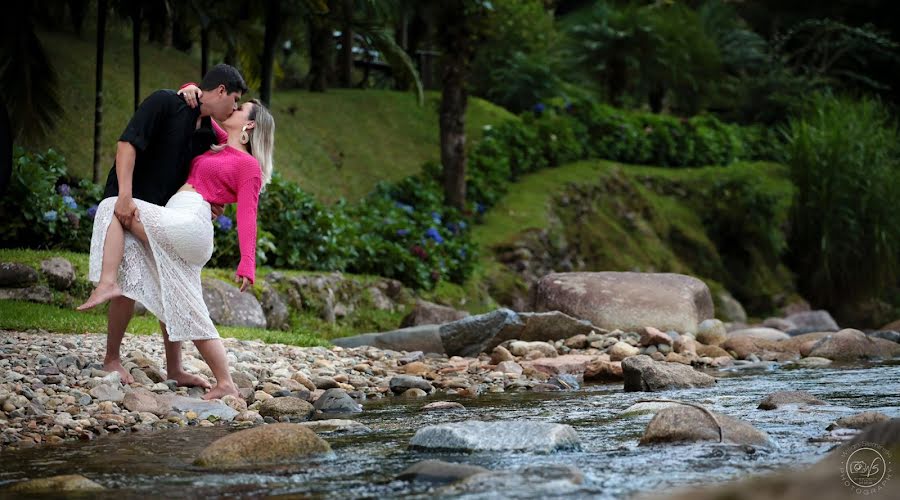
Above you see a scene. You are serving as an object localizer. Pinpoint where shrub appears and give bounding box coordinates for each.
[783,95,900,307]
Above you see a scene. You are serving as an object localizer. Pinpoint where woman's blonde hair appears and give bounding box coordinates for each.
[210,98,275,190]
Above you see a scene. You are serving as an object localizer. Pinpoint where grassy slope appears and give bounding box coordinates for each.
[28,30,515,202]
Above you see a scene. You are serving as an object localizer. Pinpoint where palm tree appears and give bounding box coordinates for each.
[93,0,108,182]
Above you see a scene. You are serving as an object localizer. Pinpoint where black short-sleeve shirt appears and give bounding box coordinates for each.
[103,90,217,206]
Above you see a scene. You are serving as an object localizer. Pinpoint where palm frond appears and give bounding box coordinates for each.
[365,28,424,105]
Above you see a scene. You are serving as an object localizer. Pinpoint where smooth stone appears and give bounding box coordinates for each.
[409,420,580,452]
[194,423,331,468]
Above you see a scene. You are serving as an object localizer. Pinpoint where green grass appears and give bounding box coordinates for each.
[26,29,515,203]
[0,300,329,347]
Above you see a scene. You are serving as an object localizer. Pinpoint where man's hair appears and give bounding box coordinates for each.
[199,64,248,94]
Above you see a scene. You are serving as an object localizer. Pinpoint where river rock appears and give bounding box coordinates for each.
[640,326,673,347]
[389,375,433,394]
[40,257,75,290]
[421,401,466,412]
[397,459,489,484]
[409,420,580,452]
[194,423,331,468]
[608,341,640,361]
[727,328,791,341]
[696,319,727,346]
[6,474,105,492]
[622,355,716,391]
[439,308,523,357]
[298,419,371,433]
[640,406,772,447]
[90,383,125,402]
[716,290,747,323]
[312,388,362,414]
[201,278,266,328]
[619,401,683,417]
[757,391,826,410]
[440,464,585,496]
[487,311,596,351]
[400,300,470,327]
[331,325,444,354]
[533,272,714,333]
[258,397,315,420]
[524,355,594,377]
[826,411,891,431]
[507,340,557,358]
[0,262,39,287]
[869,330,900,344]
[786,310,839,332]
[806,328,900,361]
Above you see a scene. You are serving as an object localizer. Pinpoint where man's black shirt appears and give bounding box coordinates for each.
[103,90,218,206]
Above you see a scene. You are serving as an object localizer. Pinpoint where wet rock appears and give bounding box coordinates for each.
[397,459,489,484]
[421,401,466,412]
[298,419,370,433]
[488,311,595,351]
[6,474,105,492]
[40,257,75,290]
[619,401,682,417]
[312,388,362,414]
[806,329,900,361]
[696,319,727,346]
[400,300,470,327]
[533,272,714,333]
[640,405,772,446]
[0,262,39,287]
[785,310,839,332]
[258,397,315,420]
[791,357,832,368]
[869,330,900,344]
[194,423,330,468]
[201,278,266,328]
[826,412,890,431]
[584,358,623,381]
[622,355,716,392]
[409,420,580,452]
[758,391,826,410]
[389,375,433,394]
[696,344,730,358]
[440,464,585,497]
[401,388,427,398]
[440,308,523,357]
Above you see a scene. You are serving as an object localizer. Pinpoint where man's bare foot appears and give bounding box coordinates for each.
[77,282,123,311]
[167,370,212,390]
[202,383,240,401]
[102,359,134,384]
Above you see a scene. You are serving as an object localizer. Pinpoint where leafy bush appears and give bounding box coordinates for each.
[0,147,102,252]
[782,95,900,307]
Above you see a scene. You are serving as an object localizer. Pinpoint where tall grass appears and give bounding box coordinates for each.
[783,95,900,308]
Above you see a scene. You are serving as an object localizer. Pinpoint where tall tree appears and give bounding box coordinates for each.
[260,0,283,106]
[337,0,354,87]
[131,1,143,111]
[93,0,108,182]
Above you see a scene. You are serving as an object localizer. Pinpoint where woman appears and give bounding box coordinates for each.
[78,98,275,401]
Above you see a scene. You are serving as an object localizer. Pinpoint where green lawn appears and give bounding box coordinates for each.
[26,29,515,203]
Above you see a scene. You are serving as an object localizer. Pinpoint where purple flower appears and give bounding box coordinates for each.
[425,227,444,244]
[396,228,410,237]
[57,184,71,196]
[87,205,98,219]
[533,102,546,116]
[216,215,233,231]
[43,210,58,222]
[62,195,77,209]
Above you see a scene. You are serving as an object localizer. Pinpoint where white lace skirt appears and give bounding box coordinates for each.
[89,191,219,341]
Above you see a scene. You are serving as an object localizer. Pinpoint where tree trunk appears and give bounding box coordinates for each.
[307,16,334,92]
[0,104,11,194]
[92,0,107,183]
[337,0,354,88]
[439,58,469,210]
[163,0,173,47]
[648,84,665,113]
[260,0,282,107]
[200,26,209,78]
[131,4,142,112]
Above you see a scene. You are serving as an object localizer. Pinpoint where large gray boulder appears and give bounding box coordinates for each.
[331,324,444,353]
[194,423,331,468]
[202,278,266,328]
[400,299,469,327]
[806,329,900,361]
[0,285,53,304]
[727,327,791,342]
[622,355,716,392]
[0,262,39,288]
[786,310,839,332]
[439,308,522,357]
[409,420,580,452]
[639,406,773,447]
[40,257,76,290]
[533,272,713,333]
[486,310,596,351]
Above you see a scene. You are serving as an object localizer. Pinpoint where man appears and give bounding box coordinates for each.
[101,64,247,385]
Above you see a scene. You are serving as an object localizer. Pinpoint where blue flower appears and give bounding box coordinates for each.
[396,228,410,237]
[43,210,58,222]
[62,195,77,209]
[431,211,442,224]
[458,248,467,259]
[394,201,414,214]
[458,220,467,230]
[57,184,71,196]
[476,203,486,215]
[533,102,546,116]
[216,215,233,231]
[87,205,98,219]
[425,227,444,244]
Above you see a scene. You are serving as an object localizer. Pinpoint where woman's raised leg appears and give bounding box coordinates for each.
[77,216,127,310]
[192,338,239,400]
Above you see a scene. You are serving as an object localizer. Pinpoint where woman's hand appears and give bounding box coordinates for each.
[178,85,202,108]
[235,274,251,292]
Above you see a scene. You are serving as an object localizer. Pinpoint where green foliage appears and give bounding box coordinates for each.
[782,95,900,308]
[0,148,102,251]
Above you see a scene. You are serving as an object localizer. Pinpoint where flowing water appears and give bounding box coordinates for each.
[1,361,898,499]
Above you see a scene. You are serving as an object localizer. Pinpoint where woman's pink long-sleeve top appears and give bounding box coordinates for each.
[187,121,262,283]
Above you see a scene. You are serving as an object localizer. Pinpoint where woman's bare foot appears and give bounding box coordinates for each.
[202,382,240,401]
[77,282,122,311]
[102,359,135,384]
[167,370,212,389]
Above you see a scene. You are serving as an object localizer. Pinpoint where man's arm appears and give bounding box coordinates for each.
[113,141,139,228]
